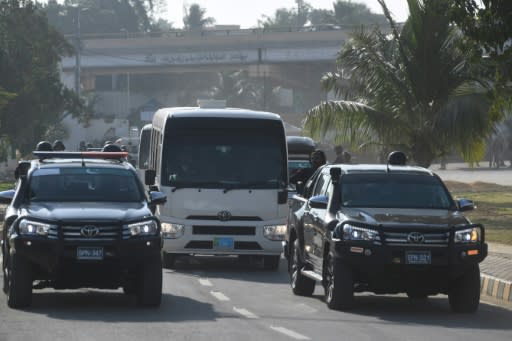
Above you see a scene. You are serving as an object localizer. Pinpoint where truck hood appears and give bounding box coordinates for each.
[19,202,152,223]
[338,207,469,228]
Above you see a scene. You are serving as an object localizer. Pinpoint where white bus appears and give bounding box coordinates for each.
[137,123,152,181]
[144,102,288,270]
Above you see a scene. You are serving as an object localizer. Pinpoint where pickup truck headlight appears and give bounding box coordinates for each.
[161,223,185,239]
[455,227,481,243]
[263,224,287,241]
[18,219,55,236]
[127,220,158,236]
[343,224,380,241]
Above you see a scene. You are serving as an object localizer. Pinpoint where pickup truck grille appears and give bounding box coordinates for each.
[382,231,450,246]
[59,225,121,241]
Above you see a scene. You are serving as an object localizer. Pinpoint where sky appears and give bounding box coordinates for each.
[162,0,410,28]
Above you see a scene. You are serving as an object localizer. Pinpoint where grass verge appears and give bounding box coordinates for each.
[445,181,512,245]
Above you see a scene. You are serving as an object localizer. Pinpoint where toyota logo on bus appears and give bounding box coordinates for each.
[407,232,425,244]
[81,225,100,238]
[217,210,232,222]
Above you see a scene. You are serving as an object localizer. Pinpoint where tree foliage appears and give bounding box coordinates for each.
[0,0,83,156]
[449,0,512,131]
[260,0,387,28]
[303,0,496,167]
[42,0,161,35]
[210,70,266,110]
[183,4,215,31]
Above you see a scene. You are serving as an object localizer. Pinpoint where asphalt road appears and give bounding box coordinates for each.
[1,256,512,341]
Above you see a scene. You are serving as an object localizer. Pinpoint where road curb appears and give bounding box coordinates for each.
[481,273,512,305]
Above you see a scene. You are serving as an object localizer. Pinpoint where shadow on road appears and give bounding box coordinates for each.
[297,293,512,330]
[167,255,290,284]
[17,291,235,322]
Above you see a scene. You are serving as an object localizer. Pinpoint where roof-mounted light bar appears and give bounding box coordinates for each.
[33,151,129,160]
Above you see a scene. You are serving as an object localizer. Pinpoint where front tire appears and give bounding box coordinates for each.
[2,242,8,294]
[289,239,315,296]
[263,255,280,271]
[7,252,33,309]
[161,251,177,269]
[324,252,353,310]
[448,265,480,313]
[136,257,163,308]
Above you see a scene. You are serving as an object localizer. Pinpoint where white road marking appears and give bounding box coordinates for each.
[233,307,259,319]
[270,326,310,340]
[199,278,213,287]
[210,291,230,301]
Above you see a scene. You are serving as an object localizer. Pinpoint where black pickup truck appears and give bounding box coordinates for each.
[1,151,167,308]
[285,153,487,312]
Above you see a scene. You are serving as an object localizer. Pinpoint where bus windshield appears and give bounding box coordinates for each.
[161,118,286,189]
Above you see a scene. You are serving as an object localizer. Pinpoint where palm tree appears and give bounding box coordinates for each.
[210,70,264,110]
[183,4,215,31]
[303,0,497,167]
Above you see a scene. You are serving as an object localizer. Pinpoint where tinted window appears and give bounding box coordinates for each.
[312,174,327,196]
[29,167,143,202]
[138,128,151,169]
[288,160,312,178]
[161,117,287,189]
[340,173,454,209]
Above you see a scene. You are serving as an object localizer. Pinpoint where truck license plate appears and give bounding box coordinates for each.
[213,237,234,250]
[406,251,431,264]
[77,247,104,260]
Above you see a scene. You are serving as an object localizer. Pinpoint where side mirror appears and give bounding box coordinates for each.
[145,169,156,186]
[309,195,328,209]
[149,191,167,206]
[0,189,15,204]
[457,198,475,212]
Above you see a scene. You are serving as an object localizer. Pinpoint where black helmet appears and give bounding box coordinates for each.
[36,141,53,151]
[102,144,122,152]
[53,140,65,151]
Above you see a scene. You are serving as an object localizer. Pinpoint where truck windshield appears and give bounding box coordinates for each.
[340,173,454,209]
[161,118,287,189]
[29,167,144,202]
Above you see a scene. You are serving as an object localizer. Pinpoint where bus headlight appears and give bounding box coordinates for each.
[127,220,158,236]
[455,227,481,243]
[18,219,55,236]
[161,223,185,239]
[263,224,287,241]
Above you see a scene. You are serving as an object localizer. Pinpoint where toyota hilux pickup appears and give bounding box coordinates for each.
[285,152,487,313]
[1,151,167,308]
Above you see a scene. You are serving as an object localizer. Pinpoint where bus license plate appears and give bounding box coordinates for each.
[406,251,431,265]
[77,247,104,260]
[213,237,234,250]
